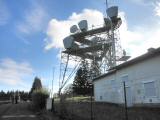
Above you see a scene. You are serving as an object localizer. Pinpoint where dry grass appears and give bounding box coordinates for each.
[54,100,160,120]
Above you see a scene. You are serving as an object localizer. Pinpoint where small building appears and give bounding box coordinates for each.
[93,47,160,106]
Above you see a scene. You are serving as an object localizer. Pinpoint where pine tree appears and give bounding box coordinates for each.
[30,77,42,94]
[72,66,93,95]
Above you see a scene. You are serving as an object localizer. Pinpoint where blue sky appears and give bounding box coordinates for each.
[0,0,160,93]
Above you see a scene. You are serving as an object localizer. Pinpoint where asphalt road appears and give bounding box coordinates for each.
[0,102,39,120]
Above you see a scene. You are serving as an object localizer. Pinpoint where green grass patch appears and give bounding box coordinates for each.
[54,96,91,103]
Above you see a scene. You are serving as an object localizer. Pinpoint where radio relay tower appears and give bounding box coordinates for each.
[59,4,130,93]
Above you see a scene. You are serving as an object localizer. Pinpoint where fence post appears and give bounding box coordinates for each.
[90,84,93,120]
[123,81,128,120]
[52,98,55,112]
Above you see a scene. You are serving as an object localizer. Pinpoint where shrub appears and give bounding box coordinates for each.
[32,88,49,110]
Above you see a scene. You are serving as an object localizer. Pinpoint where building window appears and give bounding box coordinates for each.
[144,81,156,97]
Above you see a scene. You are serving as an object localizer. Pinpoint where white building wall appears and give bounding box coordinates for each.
[94,55,160,106]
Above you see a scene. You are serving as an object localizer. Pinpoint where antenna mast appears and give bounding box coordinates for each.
[106,0,108,9]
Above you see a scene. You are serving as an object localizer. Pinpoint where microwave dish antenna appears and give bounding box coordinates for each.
[107,6,118,19]
[78,20,88,32]
[70,25,79,33]
[63,36,79,50]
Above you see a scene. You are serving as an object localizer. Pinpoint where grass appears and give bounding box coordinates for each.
[53,97,160,120]
[66,96,91,101]
[54,95,91,103]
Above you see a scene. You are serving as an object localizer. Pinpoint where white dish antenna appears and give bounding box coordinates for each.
[70,25,79,33]
[78,20,88,32]
[63,36,79,49]
[107,6,118,19]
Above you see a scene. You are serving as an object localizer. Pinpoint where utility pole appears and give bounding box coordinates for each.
[52,67,55,98]
[51,67,55,112]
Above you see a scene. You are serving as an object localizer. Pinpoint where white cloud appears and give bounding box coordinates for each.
[16,2,49,36]
[44,9,104,50]
[0,1,10,26]
[119,11,160,58]
[0,58,33,87]
[155,1,160,16]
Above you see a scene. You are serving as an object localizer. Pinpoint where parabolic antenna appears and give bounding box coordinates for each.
[70,25,79,33]
[78,20,88,32]
[107,6,118,19]
[63,36,79,49]
[106,6,122,30]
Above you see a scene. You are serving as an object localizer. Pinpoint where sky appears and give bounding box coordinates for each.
[0,0,160,93]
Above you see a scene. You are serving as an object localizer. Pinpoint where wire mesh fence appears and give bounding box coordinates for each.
[53,94,160,120]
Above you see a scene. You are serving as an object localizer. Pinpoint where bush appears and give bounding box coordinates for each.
[32,88,49,110]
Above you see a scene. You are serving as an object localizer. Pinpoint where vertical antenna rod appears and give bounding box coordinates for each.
[106,0,108,9]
